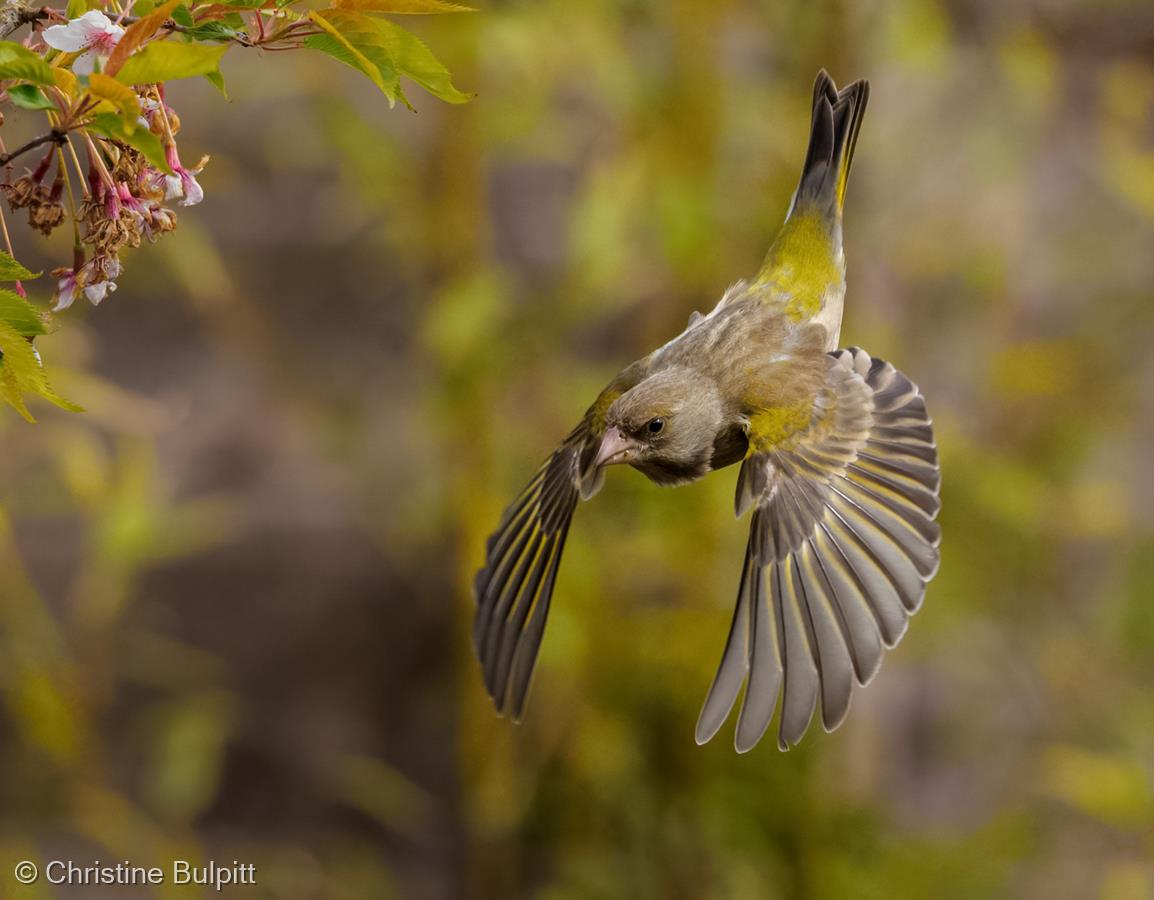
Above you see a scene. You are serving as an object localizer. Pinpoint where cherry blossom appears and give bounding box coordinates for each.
[161,144,206,207]
[42,10,125,76]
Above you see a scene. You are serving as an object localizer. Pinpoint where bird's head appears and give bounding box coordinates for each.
[596,369,724,483]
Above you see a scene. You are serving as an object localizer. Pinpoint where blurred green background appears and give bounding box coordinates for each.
[3,0,1154,897]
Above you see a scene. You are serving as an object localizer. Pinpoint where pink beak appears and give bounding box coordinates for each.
[595,426,636,468]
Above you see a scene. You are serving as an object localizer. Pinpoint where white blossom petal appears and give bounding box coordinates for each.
[74,10,116,31]
[163,173,183,201]
[179,172,204,206]
[83,280,116,305]
[71,50,98,76]
[53,279,77,312]
[43,10,113,51]
[43,22,88,52]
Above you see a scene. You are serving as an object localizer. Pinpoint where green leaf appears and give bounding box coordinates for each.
[169,8,244,41]
[181,21,243,42]
[0,250,39,282]
[309,11,469,108]
[332,0,475,12]
[66,0,89,19]
[115,41,228,85]
[0,290,48,337]
[0,41,57,85]
[7,84,57,111]
[88,113,173,173]
[203,68,228,98]
[306,10,400,106]
[0,321,83,422]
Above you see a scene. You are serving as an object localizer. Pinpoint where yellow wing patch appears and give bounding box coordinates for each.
[746,400,814,455]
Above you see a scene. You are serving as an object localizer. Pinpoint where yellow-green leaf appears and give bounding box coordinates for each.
[53,67,79,98]
[115,40,228,85]
[0,41,56,85]
[309,10,469,108]
[0,250,39,281]
[331,0,474,13]
[87,114,172,173]
[106,0,184,76]
[0,289,48,337]
[372,15,469,104]
[0,321,82,422]
[87,72,142,127]
[306,10,400,106]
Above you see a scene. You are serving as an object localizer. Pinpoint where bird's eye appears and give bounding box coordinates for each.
[647,417,665,434]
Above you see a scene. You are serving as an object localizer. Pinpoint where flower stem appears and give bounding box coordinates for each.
[57,144,83,253]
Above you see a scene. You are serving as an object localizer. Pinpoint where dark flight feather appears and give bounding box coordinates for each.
[473,432,586,718]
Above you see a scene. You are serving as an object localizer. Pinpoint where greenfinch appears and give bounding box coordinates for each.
[474,71,941,752]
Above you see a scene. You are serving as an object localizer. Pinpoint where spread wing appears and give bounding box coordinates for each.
[697,347,941,752]
[472,422,599,719]
[474,362,649,718]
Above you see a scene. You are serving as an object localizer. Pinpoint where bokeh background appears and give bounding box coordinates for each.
[3,0,1154,897]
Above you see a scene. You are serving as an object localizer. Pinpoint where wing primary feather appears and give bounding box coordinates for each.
[844,464,940,522]
[867,437,938,464]
[485,469,546,547]
[490,531,555,707]
[793,544,855,732]
[507,516,573,720]
[475,481,540,600]
[837,476,942,547]
[735,530,780,752]
[847,461,940,516]
[536,457,575,530]
[481,530,545,697]
[828,485,935,607]
[777,558,820,750]
[856,449,938,486]
[822,508,909,646]
[872,423,935,445]
[474,502,540,653]
[851,454,938,498]
[696,543,755,745]
[800,540,869,717]
[829,481,940,575]
[811,527,886,684]
[474,427,589,719]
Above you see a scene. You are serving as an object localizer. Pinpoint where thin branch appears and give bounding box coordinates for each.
[120,14,195,34]
[0,0,48,39]
[119,14,256,47]
[0,129,67,167]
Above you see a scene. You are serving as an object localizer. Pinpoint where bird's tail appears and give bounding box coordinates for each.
[790,70,869,220]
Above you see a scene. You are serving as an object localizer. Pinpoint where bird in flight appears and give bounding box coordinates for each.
[473,70,941,752]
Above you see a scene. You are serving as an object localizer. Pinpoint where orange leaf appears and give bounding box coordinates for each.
[104,0,183,77]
